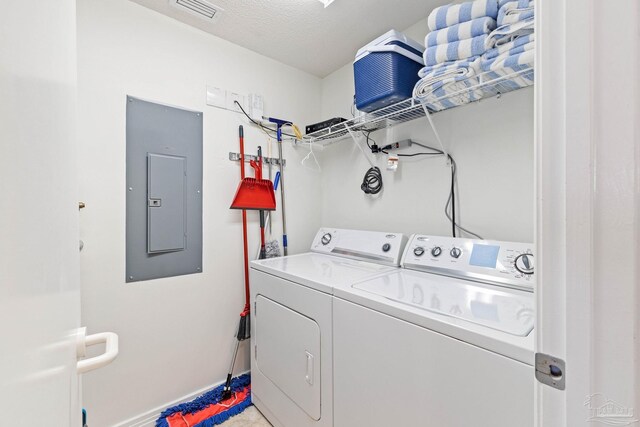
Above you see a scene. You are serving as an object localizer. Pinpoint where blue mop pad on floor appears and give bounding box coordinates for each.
[156,374,251,427]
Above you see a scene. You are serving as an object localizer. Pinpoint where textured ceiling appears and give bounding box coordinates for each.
[130,0,447,77]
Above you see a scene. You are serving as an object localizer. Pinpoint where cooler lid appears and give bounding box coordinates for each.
[355,29,425,63]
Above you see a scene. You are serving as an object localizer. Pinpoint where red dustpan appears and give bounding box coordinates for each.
[230,178,276,210]
[230,133,276,211]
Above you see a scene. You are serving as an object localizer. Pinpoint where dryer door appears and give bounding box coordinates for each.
[255,295,321,420]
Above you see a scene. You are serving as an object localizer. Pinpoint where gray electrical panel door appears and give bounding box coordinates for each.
[126,96,202,282]
[147,153,186,253]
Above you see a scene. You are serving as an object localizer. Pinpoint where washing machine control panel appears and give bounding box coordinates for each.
[402,235,535,291]
[311,228,408,267]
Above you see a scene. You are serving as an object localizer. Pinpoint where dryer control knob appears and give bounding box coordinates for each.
[413,246,425,257]
[514,253,535,275]
[321,233,332,245]
[431,246,442,257]
[450,247,462,259]
[382,243,391,252]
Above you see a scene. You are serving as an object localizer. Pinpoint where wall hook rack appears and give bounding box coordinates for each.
[228,152,286,167]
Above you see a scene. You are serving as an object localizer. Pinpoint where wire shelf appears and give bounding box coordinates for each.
[301,66,534,147]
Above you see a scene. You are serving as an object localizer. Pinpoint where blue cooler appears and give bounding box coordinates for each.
[354,30,425,113]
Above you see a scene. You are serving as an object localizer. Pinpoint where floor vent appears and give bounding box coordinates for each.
[169,0,223,21]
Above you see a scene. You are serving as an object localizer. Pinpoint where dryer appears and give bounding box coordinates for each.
[250,228,408,427]
[332,234,536,427]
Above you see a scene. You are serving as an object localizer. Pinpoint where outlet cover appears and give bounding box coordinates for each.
[226,91,245,112]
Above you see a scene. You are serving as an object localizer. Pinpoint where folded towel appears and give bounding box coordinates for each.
[480,43,534,90]
[486,17,534,46]
[483,34,534,60]
[428,0,499,31]
[414,57,484,111]
[499,0,532,9]
[418,56,481,78]
[424,34,493,66]
[498,0,534,25]
[481,43,534,71]
[426,17,497,47]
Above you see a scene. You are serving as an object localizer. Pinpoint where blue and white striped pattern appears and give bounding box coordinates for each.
[424,34,493,66]
[481,43,534,71]
[413,57,484,111]
[480,44,534,89]
[418,57,481,78]
[483,33,534,60]
[486,17,534,46]
[498,0,534,25]
[426,17,497,47]
[427,0,499,31]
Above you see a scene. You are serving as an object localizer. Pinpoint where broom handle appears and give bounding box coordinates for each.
[239,126,250,312]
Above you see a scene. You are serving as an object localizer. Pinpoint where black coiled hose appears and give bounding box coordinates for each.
[361,166,383,195]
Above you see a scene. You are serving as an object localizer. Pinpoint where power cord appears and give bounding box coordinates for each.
[361,166,383,195]
[361,130,482,239]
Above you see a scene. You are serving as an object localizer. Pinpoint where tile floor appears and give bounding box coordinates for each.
[219,405,272,426]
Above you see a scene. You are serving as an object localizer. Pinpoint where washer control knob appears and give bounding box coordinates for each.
[450,247,462,259]
[431,246,442,257]
[382,243,391,252]
[413,246,425,257]
[514,253,535,275]
[321,233,332,246]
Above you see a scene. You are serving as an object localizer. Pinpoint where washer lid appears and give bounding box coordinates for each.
[352,269,534,337]
[251,253,396,293]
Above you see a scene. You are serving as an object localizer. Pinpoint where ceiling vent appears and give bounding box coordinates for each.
[169,0,224,21]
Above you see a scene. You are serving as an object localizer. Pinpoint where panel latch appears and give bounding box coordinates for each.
[535,352,565,390]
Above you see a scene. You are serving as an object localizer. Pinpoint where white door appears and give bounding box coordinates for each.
[0,1,82,425]
[536,0,640,425]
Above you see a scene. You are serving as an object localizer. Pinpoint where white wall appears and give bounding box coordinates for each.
[318,21,535,243]
[76,1,322,425]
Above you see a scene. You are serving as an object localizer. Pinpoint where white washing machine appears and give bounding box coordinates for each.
[250,228,408,427]
[332,234,536,427]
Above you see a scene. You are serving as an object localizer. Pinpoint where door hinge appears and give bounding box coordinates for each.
[254,345,258,360]
[535,353,565,390]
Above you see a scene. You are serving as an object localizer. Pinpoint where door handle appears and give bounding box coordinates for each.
[305,351,314,385]
[76,327,119,374]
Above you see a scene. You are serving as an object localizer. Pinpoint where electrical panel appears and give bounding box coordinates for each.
[126,96,203,282]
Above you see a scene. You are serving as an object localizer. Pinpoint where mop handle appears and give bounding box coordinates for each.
[277,126,288,256]
[239,126,250,311]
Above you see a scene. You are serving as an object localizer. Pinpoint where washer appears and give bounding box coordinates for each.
[250,228,408,427]
[332,234,536,427]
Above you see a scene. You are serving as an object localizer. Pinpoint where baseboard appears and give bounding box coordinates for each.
[113,370,250,427]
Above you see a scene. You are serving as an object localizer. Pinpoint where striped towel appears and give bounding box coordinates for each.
[424,34,494,66]
[426,17,497,47]
[480,43,534,89]
[414,57,484,111]
[486,17,534,46]
[498,0,534,25]
[428,0,499,31]
[483,33,534,60]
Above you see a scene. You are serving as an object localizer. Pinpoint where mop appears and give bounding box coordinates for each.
[155,374,252,427]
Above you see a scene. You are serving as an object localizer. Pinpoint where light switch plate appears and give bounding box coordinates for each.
[206,86,226,109]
